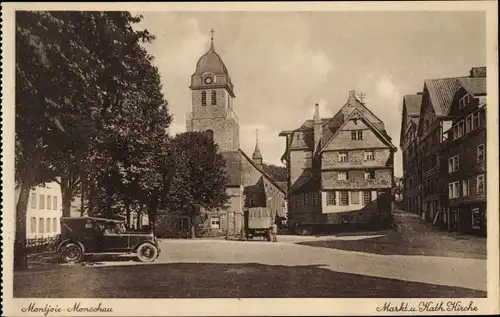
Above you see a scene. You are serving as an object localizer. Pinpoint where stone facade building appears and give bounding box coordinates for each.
[400,94,423,215]
[416,66,486,230]
[157,36,286,238]
[279,91,397,234]
[444,69,486,235]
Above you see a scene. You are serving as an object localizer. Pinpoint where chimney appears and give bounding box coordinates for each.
[469,66,486,78]
[313,103,322,154]
[349,90,356,97]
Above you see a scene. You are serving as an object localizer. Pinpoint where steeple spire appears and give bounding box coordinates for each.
[252,129,263,167]
[210,28,215,48]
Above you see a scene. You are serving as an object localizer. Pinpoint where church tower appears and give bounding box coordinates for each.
[252,130,263,169]
[186,29,240,152]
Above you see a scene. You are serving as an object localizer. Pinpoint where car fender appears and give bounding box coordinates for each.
[57,239,85,254]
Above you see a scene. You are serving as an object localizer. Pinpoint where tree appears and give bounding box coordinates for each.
[262,163,287,182]
[162,132,230,238]
[15,11,170,269]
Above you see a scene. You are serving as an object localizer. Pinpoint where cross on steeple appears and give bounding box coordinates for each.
[210,28,215,43]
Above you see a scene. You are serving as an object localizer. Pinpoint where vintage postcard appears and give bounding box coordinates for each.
[2,1,499,316]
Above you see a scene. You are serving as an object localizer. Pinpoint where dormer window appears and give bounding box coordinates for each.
[211,90,217,105]
[459,94,470,109]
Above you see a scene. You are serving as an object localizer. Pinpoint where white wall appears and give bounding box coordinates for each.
[25,182,63,239]
[321,190,377,213]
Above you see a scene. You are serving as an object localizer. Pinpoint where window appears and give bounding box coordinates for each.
[363,191,372,205]
[351,130,363,140]
[339,191,349,206]
[211,90,217,105]
[448,155,459,173]
[30,217,37,233]
[210,217,220,229]
[338,171,348,181]
[53,218,57,233]
[46,218,51,233]
[462,180,470,197]
[304,193,309,206]
[459,94,470,109]
[351,191,360,204]
[364,150,374,161]
[304,151,312,169]
[39,218,45,234]
[313,192,319,207]
[47,195,52,210]
[477,144,485,163]
[472,112,480,130]
[477,174,485,195]
[39,194,45,210]
[30,193,37,209]
[338,151,348,162]
[296,195,302,208]
[448,181,460,199]
[364,170,375,180]
[201,91,207,106]
[326,191,336,206]
[466,114,473,133]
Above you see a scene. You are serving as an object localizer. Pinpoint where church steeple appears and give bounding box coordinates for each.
[186,29,240,152]
[252,130,263,167]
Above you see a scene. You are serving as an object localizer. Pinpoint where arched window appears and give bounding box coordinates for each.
[201,91,207,106]
[205,129,214,142]
[211,90,217,105]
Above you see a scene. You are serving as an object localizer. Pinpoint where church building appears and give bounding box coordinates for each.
[160,32,286,238]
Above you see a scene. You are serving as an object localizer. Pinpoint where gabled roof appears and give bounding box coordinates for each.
[320,107,396,152]
[458,77,487,96]
[403,94,423,116]
[424,77,463,116]
[399,94,422,147]
[289,175,321,195]
[239,149,286,195]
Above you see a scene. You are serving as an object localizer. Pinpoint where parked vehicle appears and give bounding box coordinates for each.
[244,207,273,241]
[54,216,161,264]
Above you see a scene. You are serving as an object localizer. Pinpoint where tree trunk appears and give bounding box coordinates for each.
[61,184,74,217]
[189,208,197,239]
[60,174,79,217]
[14,179,34,270]
[190,220,196,239]
[136,212,141,230]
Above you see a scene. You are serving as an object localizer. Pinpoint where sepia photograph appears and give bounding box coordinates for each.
[1,1,499,316]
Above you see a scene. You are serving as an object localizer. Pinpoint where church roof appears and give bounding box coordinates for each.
[193,42,230,77]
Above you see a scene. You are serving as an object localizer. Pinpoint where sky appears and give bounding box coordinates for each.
[133,11,486,177]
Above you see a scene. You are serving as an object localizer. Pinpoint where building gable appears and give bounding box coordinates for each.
[321,108,395,152]
[417,86,435,137]
[239,149,286,195]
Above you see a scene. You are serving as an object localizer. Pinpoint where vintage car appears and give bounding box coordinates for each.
[55,216,161,264]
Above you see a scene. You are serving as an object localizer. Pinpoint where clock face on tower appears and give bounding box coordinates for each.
[204,77,213,84]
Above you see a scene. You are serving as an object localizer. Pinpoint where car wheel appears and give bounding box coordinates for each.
[60,242,83,264]
[137,243,159,263]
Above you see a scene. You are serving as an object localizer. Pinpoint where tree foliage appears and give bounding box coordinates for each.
[262,163,287,182]
[15,11,171,269]
[161,132,230,237]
